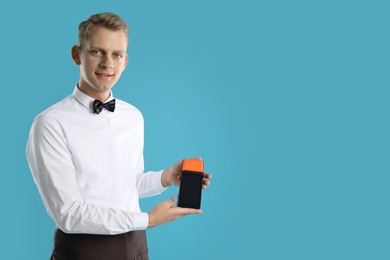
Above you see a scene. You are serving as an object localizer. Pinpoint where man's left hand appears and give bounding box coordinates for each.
[161,158,212,189]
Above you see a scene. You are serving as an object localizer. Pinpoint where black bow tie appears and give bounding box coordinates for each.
[93,99,116,114]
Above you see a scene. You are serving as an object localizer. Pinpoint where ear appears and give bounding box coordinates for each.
[122,54,129,72]
[71,45,81,65]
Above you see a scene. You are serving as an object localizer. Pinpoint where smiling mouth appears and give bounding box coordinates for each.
[95,72,114,77]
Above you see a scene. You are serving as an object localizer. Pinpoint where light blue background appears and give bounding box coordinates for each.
[1,0,389,259]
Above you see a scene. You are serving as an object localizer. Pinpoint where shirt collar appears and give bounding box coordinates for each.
[72,84,115,113]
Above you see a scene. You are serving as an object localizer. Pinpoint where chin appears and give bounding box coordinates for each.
[94,84,114,92]
[98,81,117,91]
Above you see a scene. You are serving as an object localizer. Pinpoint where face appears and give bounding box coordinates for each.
[72,26,128,101]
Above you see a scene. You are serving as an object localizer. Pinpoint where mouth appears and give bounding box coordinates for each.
[95,72,114,79]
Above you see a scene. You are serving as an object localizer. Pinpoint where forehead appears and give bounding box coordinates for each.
[85,26,127,51]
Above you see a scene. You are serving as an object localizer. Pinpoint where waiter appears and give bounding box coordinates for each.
[26,12,212,260]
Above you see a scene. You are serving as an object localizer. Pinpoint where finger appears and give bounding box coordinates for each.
[177,210,202,217]
[203,172,212,179]
[168,196,175,207]
[188,208,203,214]
[174,178,181,186]
[202,179,210,189]
[176,207,203,215]
[175,161,182,168]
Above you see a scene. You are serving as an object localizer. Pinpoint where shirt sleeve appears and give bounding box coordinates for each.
[134,112,167,198]
[26,115,149,235]
[136,170,167,199]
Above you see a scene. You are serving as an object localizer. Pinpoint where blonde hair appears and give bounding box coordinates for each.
[78,12,129,47]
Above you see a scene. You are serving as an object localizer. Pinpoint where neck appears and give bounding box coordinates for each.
[77,83,111,102]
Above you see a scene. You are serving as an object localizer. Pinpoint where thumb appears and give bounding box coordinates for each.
[169,195,175,206]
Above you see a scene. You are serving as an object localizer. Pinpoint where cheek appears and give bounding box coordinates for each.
[115,61,126,73]
[81,64,92,79]
[84,57,99,69]
[114,71,123,81]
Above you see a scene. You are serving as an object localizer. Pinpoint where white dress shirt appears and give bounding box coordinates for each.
[26,86,166,235]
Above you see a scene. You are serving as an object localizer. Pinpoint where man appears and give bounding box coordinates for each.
[26,12,211,260]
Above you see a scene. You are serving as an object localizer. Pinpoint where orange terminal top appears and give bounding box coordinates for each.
[182,158,204,172]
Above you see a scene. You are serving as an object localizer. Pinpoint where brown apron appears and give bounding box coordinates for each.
[50,228,149,260]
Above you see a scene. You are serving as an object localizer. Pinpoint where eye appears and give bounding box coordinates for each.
[90,50,103,56]
[114,53,124,59]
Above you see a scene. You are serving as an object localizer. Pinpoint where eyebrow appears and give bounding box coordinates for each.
[88,46,126,53]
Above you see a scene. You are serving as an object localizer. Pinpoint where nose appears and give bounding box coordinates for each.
[99,54,113,69]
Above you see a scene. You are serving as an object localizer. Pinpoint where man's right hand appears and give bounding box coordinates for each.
[147,196,202,228]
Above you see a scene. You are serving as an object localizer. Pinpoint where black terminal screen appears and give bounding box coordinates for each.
[178,171,203,209]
